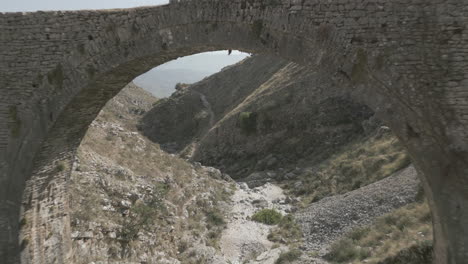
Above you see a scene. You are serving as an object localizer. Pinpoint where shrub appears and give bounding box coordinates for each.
[348,226,370,241]
[291,132,411,207]
[379,241,433,264]
[275,249,302,264]
[252,209,282,225]
[20,238,30,251]
[325,238,370,263]
[56,162,66,172]
[206,230,222,249]
[177,240,188,253]
[206,210,225,227]
[268,214,303,244]
[328,202,432,263]
[19,218,27,228]
[238,111,257,135]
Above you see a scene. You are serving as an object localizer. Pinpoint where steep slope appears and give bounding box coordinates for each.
[296,166,420,253]
[138,54,430,264]
[141,55,375,179]
[140,55,288,154]
[69,83,234,264]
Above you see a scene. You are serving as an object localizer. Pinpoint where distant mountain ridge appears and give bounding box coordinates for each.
[134,53,249,97]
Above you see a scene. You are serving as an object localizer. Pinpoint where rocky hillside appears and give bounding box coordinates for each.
[69,83,235,264]
[141,55,376,179]
[139,54,431,263]
[140,55,288,154]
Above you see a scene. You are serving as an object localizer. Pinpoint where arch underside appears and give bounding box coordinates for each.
[0,0,467,263]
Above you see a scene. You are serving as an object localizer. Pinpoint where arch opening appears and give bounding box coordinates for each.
[58,52,431,263]
[0,1,467,263]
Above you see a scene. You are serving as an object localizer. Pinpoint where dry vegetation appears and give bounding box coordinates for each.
[267,214,303,246]
[69,84,234,263]
[324,200,432,264]
[289,131,411,205]
[275,249,302,264]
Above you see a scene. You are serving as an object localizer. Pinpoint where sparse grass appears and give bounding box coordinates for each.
[56,162,66,172]
[206,210,225,227]
[252,209,283,225]
[325,201,432,264]
[325,238,370,263]
[275,249,302,264]
[268,214,302,245]
[292,132,410,205]
[205,230,223,249]
[70,84,236,263]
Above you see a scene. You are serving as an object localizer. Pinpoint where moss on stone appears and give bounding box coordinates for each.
[252,19,264,38]
[260,0,281,10]
[106,24,115,33]
[375,48,393,70]
[19,218,27,228]
[47,64,64,89]
[77,43,86,55]
[8,105,21,138]
[351,49,368,84]
[132,22,140,33]
[86,65,97,78]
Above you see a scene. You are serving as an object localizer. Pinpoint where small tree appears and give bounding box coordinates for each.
[118,183,168,257]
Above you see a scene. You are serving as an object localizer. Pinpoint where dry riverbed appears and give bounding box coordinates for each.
[219,183,292,264]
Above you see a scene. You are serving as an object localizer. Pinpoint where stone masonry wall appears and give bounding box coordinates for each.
[0,0,467,263]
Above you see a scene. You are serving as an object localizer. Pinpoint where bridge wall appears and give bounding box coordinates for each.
[0,0,467,263]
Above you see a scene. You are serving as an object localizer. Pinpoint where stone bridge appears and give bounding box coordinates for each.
[0,0,467,263]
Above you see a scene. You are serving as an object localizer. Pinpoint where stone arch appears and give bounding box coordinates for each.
[0,1,467,263]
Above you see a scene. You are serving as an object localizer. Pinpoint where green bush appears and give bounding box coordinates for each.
[252,209,283,225]
[275,249,302,264]
[238,111,257,135]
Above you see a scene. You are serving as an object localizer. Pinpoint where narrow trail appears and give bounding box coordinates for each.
[197,91,215,127]
[180,90,215,159]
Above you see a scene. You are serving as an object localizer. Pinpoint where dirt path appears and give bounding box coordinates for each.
[197,91,215,127]
[180,91,215,159]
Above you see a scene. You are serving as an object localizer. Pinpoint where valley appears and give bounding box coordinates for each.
[69,55,432,264]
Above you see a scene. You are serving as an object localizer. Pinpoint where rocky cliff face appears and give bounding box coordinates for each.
[139,55,288,154]
[141,55,375,179]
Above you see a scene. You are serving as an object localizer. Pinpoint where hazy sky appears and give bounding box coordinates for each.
[0,0,169,12]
